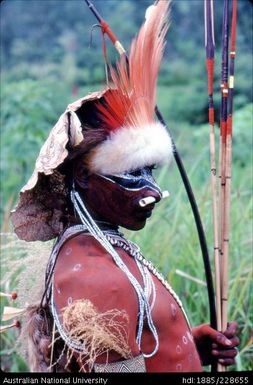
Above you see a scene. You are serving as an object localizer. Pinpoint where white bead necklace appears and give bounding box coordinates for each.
[105,232,191,330]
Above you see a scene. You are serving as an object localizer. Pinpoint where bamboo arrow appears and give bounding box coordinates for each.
[205,0,222,337]
[221,0,237,336]
[205,0,237,372]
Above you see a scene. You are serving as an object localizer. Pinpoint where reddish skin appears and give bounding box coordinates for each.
[193,322,239,366]
[74,172,161,231]
[53,173,239,372]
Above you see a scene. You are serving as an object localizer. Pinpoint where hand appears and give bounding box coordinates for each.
[192,322,239,366]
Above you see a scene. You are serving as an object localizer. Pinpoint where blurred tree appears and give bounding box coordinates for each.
[1,1,252,95]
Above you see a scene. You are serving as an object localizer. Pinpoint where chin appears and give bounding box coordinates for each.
[123,220,147,231]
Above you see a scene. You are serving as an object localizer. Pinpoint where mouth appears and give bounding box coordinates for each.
[144,210,153,218]
[136,206,154,220]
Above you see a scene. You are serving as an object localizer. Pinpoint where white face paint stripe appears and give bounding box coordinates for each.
[97,173,162,195]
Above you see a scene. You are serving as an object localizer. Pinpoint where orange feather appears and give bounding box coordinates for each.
[97,0,170,132]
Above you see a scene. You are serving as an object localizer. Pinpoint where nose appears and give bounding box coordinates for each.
[138,189,161,208]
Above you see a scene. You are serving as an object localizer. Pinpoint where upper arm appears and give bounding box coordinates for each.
[52,234,140,364]
[53,234,137,313]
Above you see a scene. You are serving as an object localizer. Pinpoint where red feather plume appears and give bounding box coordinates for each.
[96,0,170,132]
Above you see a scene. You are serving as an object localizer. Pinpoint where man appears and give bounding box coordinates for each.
[11,1,239,372]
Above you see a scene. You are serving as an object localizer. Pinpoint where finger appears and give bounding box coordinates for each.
[200,326,232,347]
[218,358,236,366]
[224,321,238,338]
[213,336,240,349]
[212,348,238,358]
[214,332,233,347]
[228,336,240,347]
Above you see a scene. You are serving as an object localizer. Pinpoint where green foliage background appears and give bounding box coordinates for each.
[0,0,252,373]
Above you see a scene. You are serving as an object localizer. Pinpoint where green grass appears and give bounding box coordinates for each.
[1,157,252,371]
[1,87,252,371]
[126,156,252,371]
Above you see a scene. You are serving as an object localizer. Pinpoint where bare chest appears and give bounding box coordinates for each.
[142,274,202,372]
[112,247,202,371]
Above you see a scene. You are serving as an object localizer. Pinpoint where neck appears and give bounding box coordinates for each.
[94,219,120,233]
[68,193,120,235]
[73,186,121,232]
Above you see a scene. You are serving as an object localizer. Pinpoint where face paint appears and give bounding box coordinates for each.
[78,166,163,231]
[98,166,162,196]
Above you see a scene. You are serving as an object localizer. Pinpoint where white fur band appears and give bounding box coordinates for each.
[89,122,173,175]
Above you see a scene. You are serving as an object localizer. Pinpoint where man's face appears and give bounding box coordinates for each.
[79,167,162,230]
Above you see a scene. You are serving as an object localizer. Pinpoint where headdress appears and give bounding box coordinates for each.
[11,0,172,242]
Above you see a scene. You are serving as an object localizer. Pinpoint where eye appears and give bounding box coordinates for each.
[130,169,142,177]
[149,165,157,171]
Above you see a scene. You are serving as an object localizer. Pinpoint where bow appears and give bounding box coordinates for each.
[84,0,217,347]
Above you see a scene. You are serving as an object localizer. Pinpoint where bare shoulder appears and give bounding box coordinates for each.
[55,232,114,271]
[53,233,140,360]
[53,233,138,315]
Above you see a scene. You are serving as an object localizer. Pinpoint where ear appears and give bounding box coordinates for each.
[73,159,89,189]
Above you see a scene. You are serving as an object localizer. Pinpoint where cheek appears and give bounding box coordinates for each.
[108,190,135,219]
[100,189,143,228]
[110,192,147,230]
[86,185,131,220]
[111,190,132,209]
[85,176,147,229]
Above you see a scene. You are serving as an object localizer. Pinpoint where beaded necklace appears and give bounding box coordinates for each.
[104,231,191,329]
[48,221,191,357]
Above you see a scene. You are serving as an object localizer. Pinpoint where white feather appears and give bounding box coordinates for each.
[89,122,173,175]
